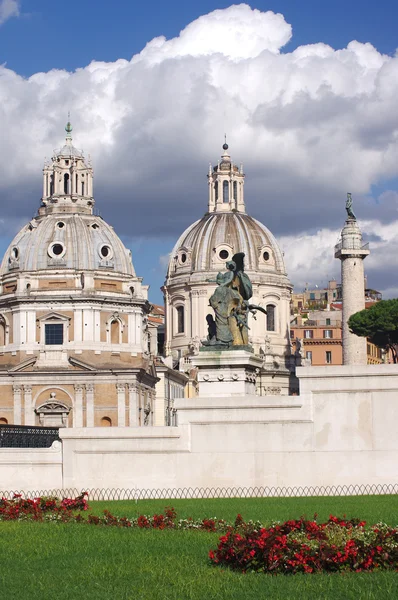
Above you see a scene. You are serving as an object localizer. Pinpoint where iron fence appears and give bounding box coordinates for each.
[0,483,397,501]
[0,425,60,448]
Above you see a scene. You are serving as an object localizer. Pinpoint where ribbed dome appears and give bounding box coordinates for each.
[168,212,286,276]
[0,213,135,276]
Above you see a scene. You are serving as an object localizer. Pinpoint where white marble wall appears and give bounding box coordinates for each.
[2,365,398,492]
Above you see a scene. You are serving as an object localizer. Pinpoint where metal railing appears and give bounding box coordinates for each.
[0,483,397,501]
[0,425,60,448]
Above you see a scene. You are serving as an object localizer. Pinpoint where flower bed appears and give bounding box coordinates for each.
[2,496,397,574]
[209,515,398,574]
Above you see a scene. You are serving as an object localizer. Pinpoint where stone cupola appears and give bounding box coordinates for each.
[207,140,245,213]
[41,118,94,216]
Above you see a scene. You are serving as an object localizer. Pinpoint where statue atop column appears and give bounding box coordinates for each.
[202,252,266,349]
[345,192,356,220]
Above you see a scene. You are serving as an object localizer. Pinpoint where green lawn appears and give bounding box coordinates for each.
[0,495,397,600]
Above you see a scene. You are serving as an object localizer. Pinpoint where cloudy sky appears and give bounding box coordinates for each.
[1,1,398,303]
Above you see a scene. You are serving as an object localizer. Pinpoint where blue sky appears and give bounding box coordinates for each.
[1,1,398,76]
[1,1,398,303]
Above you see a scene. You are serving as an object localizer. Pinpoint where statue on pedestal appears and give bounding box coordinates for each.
[345,192,356,220]
[202,252,266,349]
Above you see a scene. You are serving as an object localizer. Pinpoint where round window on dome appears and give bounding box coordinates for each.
[57,221,65,229]
[100,245,112,259]
[52,244,64,256]
[48,242,65,259]
[219,249,229,260]
[263,251,270,262]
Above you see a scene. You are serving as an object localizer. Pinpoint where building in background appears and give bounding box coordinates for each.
[0,122,159,428]
[163,142,294,395]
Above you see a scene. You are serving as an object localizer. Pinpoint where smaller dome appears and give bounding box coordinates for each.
[168,212,287,277]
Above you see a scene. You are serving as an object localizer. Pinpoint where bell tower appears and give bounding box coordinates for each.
[41,118,94,216]
[207,140,245,213]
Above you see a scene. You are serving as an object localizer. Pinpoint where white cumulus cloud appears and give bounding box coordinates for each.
[0,0,19,25]
[1,4,398,297]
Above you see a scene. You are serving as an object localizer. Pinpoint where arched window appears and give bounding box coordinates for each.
[233,181,237,200]
[0,317,6,346]
[101,416,112,427]
[50,175,54,195]
[0,417,8,425]
[214,181,218,201]
[64,173,70,194]
[176,306,185,334]
[81,181,85,196]
[110,320,120,344]
[266,305,275,332]
[223,180,229,203]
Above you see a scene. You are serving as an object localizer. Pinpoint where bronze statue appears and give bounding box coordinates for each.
[346,192,356,220]
[202,252,266,348]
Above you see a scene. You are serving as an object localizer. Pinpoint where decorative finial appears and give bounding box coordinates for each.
[345,192,356,220]
[223,133,228,151]
[65,112,73,138]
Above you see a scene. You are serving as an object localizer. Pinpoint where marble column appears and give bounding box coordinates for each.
[116,383,126,427]
[128,383,138,426]
[13,385,22,425]
[86,384,94,427]
[74,384,84,427]
[23,385,34,425]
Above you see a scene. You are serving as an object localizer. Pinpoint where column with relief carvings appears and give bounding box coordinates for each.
[116,383,126,427]
[86,384,94,427]
[13,385,22,425]
[74,384,84,427]
[24,385,34,425]
[127,383,138,426]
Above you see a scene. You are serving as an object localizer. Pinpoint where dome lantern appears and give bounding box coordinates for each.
[41,120,94,216]
[207,141,245,213]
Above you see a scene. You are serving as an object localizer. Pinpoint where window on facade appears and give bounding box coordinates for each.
[290,330,294,339]
[309,292,315,300]
[326,351,332,364]
[304,329,313,339]
[100,416,112,427]
[0,417,8,424]
[176,306,185,334]
[266,305,275,332]
[82,181,85,196]
[64,173,70,194]
[326,318,331,325]
[0,318,5,346]
[306,351,312,363]
[50,175,54,195]
[214,181,218,201]
[110,320,120,344]
[233,181,237,200]
[223,180,229,203]
[298,301,303,309]
[45,323,63,345]
[323,330,333,339]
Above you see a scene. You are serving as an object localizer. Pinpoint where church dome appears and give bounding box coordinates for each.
[166,143,287,280]
[0,120,135,278]
[168,211,286,277]
[0,213,135,276]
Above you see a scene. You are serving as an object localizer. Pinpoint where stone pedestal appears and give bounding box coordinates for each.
[192,348,264,397]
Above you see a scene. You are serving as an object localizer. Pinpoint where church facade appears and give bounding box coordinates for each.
[163,143,294,394]
[0,122,158,428]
